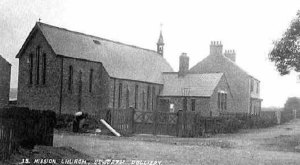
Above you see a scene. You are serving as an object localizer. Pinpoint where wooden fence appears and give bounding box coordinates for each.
[88,109,279,137]
[0,107,56,160]
[0,120,14,160]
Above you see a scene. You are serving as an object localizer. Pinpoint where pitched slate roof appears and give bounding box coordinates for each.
[190,53,257,80]
[17,22,173,84]
[160,73,224,97]
[0,55,11,66]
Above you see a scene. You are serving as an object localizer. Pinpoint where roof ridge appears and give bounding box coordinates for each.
[163,72,223,75]
[37,22,159,54]
[190,53,257,79]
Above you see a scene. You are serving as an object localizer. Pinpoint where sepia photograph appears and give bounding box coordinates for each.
[1,0,300,164]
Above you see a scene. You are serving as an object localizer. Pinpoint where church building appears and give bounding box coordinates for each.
[16,22,173,114]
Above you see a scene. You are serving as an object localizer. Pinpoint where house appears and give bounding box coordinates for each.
[189,41,262,114]
[158,53,234,116]
[16,22,173,114]
[0,55,11,108]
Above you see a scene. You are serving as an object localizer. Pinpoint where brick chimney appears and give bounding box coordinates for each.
[179,53,189,77]
[224,49,236,62]
[210,41,223,55]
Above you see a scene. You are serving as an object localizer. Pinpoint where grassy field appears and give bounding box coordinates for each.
[54,119,300,165]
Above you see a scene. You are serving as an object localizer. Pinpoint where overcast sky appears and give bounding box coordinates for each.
[1,0,300,108]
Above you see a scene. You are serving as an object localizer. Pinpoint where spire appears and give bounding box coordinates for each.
[157,23,164,56]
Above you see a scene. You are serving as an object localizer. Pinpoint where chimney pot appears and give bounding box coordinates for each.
[224,49,236,62]
[210,41,223,55]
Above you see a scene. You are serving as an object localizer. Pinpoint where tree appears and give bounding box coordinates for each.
[269,10,300,75]
[284,97,300,111]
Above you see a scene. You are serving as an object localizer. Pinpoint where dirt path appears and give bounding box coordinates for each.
[54,119,300,165]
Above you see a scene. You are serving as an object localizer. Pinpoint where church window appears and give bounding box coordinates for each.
[68,65,73,92]
[147,86,151,110]
[42,53,46,85]
[152,86,155,110]
[89,69,93,93]
[29,54,33,85]
[142,91,145,110]
[118,82,122,108]
[126,87,129,108]
[135,85,138,109]
[36,46,40,85]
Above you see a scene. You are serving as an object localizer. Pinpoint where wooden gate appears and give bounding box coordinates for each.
[133,110,178,136]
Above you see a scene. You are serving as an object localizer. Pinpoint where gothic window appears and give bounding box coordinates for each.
[118,82,122,108]
[68,65,73,92]
[126,88,130,108]
[147,86,151,110]
[42,53,46,85]
[29,54,33,85]
[36,46,40,85]
[89,69,94,93]
[142,91,145,110]
[135,85,138,109]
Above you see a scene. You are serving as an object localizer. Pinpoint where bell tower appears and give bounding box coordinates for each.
[157,25,164,56]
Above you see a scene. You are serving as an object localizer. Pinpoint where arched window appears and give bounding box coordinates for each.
[29,54,33,85]
[42,53,46,85]
[36,46,41,84]
[118,82,122,108]
[89,69,94,93]
[135,85,139,109]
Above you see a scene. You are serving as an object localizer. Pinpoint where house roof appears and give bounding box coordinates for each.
[160,72,224,97]
[0,55,11,66]
[17,22,173,84]
[190,53,258,80]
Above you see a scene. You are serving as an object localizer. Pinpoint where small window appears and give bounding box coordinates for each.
[93,40,101,45]
[191,99,196,111]
[170,104,174,113]
[256,82,259,94]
